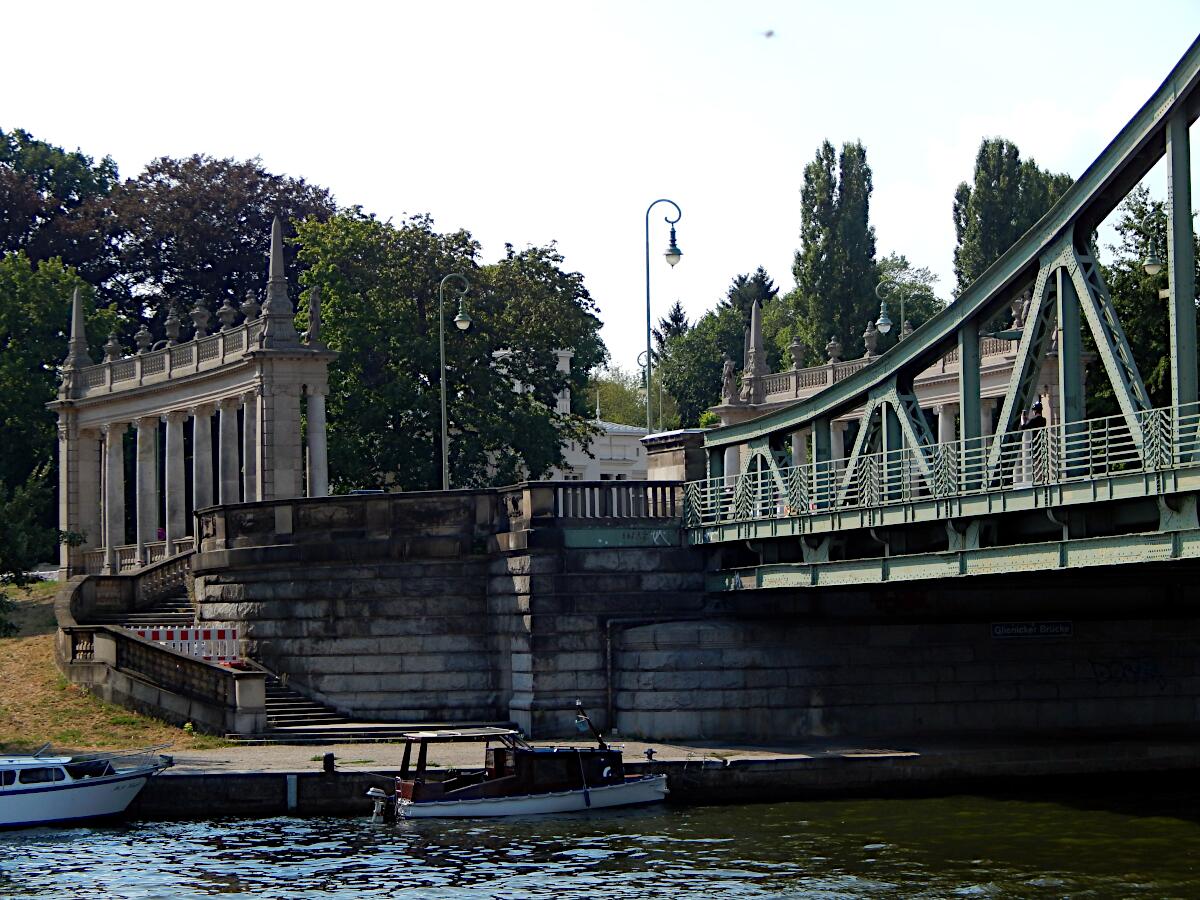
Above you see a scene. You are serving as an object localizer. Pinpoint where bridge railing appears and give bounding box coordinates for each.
[684,402,1200,528]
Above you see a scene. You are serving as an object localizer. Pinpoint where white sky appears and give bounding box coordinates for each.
[6,2,1200,369]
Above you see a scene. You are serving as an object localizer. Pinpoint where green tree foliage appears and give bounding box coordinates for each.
[658,269,779,427]
[0,253,115,498]
[1089,186,1200,416]
[583,365,678,430]
[0,470,57,637]
[788,140,879,361]
[952,138,1072,294]
[653,300,689,357]
[0,128,121,286]
[110,155,336,334]
[875,252,945,350]
[295,213,604,490]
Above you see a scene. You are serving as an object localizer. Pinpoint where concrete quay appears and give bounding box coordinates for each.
[126,734,1200,820]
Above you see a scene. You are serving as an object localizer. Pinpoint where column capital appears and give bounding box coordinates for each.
[161,409,189,424]
[100,421,128,436]
[242,387,261,405]
[188,402,216,418]
[217,395,242,411]
[830,420,849,433]
[304,383,328,398]
[133,415,158,430]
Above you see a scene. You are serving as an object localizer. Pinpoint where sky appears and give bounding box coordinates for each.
[6,2,1200,371]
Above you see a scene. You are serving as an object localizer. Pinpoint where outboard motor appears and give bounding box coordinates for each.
[366,787,395,824]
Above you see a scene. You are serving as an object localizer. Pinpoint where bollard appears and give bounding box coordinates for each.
[323,752,335,774]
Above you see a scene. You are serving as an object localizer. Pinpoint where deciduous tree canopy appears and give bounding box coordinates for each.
[295,213,605,490]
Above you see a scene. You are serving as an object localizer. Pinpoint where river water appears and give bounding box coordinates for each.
[2,785,1199,898]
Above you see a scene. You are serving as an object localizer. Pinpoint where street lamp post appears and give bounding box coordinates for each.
[645,199,682,434]
[438,273,471,491]
[875,280,908,341]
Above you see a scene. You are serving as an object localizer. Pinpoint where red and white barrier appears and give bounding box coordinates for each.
[134,627,240,662]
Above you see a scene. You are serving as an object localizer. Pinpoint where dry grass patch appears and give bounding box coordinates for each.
[0,583,228,754]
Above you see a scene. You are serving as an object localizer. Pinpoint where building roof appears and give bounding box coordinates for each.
[596,420,649,435]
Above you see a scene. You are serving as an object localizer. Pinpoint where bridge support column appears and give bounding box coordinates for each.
[958,318,982,489]
[830,421,847,470]
[811,418,831,506]
[134,417,157,564]
[1057,268,1086,476]
[980,399,996,438]
[1167,112,1198,415]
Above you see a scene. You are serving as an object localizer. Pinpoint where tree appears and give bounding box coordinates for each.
[109,155,336,336]
[1089,186,1200,416]
[0,471,58,637]
[0,128,121,287]
[788,140,879,361]
[0,253,116,507]
[295,212,605,490]
[653,300,689,357]
[659,303,746,428]
[586,366,646,426]
[953,138,1072,294]
[874,252,945,350]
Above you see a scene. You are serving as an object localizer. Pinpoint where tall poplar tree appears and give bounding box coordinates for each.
[789,140,879,361]
[952,138,1072,294]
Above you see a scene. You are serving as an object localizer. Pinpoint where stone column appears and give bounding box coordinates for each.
[830,421,847,469]
[219,396,241,504]
[257,380,304,502]
[191,404,214,512]
[306,388,328,497]
[790,427,810,469]
[980,399,996,438]
[134,417,158,564]
[102,422,127,574]
[164,410,187,548]
[242,390,259,502]
[937,403,958,444]
[723,445,741,484]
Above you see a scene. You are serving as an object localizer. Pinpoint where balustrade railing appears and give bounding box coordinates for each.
[553,481,680,520]
[684,402,1200,529]
[73,319,262,399]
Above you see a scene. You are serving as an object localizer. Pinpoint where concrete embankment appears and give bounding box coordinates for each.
[126,737,1200,820]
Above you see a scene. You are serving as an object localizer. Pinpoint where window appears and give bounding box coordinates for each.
[18,767,65,784]
[0,770,13,786]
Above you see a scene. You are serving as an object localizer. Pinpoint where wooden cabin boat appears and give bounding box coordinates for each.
[0,745,172,828]
[367,708,667,819]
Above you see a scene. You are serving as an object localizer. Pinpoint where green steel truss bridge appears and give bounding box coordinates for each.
[683,36,1200,592]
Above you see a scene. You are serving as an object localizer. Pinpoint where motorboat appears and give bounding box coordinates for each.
[366,705,667,820]
[0,744,173,828]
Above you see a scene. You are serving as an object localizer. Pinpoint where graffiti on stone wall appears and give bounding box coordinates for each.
[1089,657,1167,690]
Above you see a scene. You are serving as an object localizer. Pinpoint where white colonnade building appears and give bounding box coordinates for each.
[50,217,336,577]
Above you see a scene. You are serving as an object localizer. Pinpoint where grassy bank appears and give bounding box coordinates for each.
[0,581,227,754]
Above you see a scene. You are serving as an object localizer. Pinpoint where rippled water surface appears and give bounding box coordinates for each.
[3,786,1200,898]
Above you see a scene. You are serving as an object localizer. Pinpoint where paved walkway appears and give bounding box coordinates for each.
[169,737,922,773]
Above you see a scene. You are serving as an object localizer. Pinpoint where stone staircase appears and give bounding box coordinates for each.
[225,667,511,744]
[91,587,196,627]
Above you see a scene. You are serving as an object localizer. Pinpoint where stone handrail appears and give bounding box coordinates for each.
[76,319,261,400]
[59,550,195,626]
[196,481,686,560]
[60,624,265,735]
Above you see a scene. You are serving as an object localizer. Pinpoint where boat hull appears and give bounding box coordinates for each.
[399,774,669,818]
[0,769,157,828]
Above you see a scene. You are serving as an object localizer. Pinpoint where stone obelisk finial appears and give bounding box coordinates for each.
[740,298,768,404]
[259,215,300,348]
[63,287,92,370]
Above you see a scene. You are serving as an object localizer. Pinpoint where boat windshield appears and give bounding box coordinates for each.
[66,760,116,779]
[17,767,66,784]
[0,770,13,787]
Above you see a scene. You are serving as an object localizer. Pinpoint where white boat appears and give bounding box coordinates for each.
[366,705,668,820]
[0,745,173,828]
